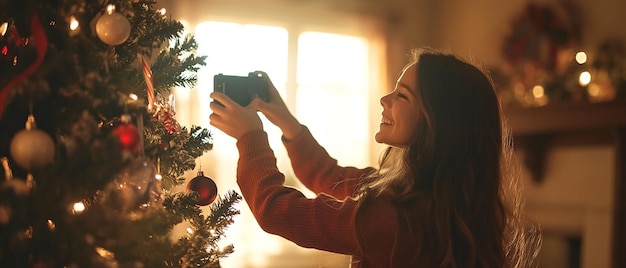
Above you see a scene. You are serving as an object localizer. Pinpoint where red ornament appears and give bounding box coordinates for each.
[112,122,140,153]
[186,171,218,206]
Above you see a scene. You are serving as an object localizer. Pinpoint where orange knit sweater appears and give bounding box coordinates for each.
[235,127,406,267]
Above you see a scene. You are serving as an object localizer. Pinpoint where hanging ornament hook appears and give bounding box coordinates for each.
[1,157,13,180]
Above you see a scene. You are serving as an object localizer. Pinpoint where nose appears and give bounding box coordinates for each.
[380,92,391,107]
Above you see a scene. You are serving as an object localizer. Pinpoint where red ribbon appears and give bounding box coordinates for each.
[0,14,48,119]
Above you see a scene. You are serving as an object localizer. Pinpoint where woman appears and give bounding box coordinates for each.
[209,48,541,267]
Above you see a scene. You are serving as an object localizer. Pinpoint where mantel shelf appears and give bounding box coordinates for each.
[504,99,626,136]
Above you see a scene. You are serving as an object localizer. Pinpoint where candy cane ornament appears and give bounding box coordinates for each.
[139,54,155,110]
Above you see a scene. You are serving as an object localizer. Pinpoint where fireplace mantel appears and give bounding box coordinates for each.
[504,99,626,268]
[505,99,626,136]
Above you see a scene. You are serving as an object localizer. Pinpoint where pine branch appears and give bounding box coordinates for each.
[178,191,242,268]
[152,35,207,95]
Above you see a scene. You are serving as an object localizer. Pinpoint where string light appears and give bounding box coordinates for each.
[575,51,587,64]
[0,22,8,36]
[532,85,545,99]
[106,4,116,15]
[72,202,86,214]
[95,247,115,259]
[68,16,79,31]
[25,227,33,238]
[579,71,591,86]
[47,219,56,230]
[587,83,601,97]
[159,8,167,16]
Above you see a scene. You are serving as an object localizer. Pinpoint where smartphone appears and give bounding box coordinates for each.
[213,73,269,106]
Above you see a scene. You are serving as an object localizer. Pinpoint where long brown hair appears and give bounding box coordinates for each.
[358,48,541,267]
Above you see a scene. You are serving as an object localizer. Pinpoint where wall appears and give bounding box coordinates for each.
[428,0,626,66]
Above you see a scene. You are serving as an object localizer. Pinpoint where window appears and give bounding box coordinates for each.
[173,13,386,268]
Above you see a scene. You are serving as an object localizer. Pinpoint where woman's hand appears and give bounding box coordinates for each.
[251,71,303,140]
[209,92,263,140]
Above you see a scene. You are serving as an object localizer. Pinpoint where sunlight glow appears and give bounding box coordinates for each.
[297,32,370,166]
[195,23,289,267]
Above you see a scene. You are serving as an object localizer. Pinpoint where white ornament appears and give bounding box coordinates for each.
[95,12,131,46]
[10,115,55,171]
[104,156,162,217]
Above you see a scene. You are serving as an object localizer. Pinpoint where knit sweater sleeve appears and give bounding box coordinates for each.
[236,130,362,255]
[283,126,376,199]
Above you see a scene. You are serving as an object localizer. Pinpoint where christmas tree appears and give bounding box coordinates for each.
[0,0,241,267]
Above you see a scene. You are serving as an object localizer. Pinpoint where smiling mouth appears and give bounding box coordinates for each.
[380,118,393,125]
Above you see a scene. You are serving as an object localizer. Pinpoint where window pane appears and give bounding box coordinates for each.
[296,32,370,166]
[194,21,289,156]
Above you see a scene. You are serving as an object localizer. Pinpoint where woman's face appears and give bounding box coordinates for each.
[375,63,422,148]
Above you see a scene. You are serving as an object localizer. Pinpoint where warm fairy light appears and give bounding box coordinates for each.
[186,227,194,234]
[159,8,167,15]
[579,71,591,86]
[72,202,86,213]
[587,83,601,97]
[69,16,79,31]
[0,22,8,36]
[95,247,114,258]
[532,85,545,98]
[155,174,162,180]
[575,51,587,64]
[106,4,116,15]
[47,219,56,230]
[25,227,33,238]
[129,93,138,101]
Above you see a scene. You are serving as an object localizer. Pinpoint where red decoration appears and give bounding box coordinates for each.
[186,171,218,206]
[112,123,140,153]
[152,98,181,134]
[502,2,579,72]
[0,15,48,120]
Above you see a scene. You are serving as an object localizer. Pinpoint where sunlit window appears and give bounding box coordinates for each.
[297,32,370,166]
[174,19,381,268]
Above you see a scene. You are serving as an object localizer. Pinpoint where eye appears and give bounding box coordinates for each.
[397,92,408,99]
